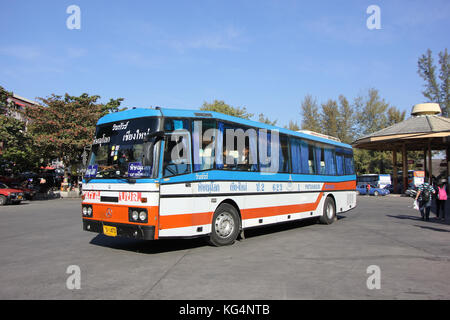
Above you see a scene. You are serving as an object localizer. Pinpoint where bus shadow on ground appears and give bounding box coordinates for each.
[89,234,207,254]
[242,216,331,240]
[89,216,339,253]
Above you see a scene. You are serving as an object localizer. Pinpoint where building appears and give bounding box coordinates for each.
[0,92,39,156]
[352,103,450,192]
[5,93,39,124]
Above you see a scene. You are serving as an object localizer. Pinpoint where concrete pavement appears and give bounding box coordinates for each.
[0,195,449,299]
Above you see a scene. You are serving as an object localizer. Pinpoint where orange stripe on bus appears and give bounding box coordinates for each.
[159,211,213,230]
[323,181,356,190]
[160,192,325,230]
[241,192,323,220]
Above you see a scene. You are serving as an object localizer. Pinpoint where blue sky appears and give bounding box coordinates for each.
[1,0,449,127]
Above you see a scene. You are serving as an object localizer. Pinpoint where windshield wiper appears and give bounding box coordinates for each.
[87,168,136,184]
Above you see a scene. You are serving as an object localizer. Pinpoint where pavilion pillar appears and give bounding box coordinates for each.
[402,144,408,193]
[427,140,432,184]
[392,149,398,193]
[424,149,427,180]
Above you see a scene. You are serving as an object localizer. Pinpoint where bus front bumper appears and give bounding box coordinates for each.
[82,219,155,240]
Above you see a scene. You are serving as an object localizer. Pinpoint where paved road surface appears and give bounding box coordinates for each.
[0,196,449,299]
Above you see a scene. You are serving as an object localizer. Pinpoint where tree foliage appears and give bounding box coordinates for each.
[284,120,300,131]
[320,99,340,138]
[336,95,356,144]
[296,89,406,175]
[200,100,253,120]
[300,95,321,132]
[25,93,124,170]
[0,86,39,174]
[418,48,450,116]
[258,113,277,126]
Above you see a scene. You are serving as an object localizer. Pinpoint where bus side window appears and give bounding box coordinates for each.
[220,123,257,172]
[314,145,326,175]
[344,154,355,175]
[163,133,191,177]
[278,135,290,173]
[192,120,216,171]
[336,153,344,176]
[308,143,316,174]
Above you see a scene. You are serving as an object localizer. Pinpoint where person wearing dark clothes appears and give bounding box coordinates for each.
[415,182,436,221]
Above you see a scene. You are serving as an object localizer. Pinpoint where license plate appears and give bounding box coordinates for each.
[103,225,117,237]
[17,195,23,200]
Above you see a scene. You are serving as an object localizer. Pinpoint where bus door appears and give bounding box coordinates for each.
[159,131,194,233]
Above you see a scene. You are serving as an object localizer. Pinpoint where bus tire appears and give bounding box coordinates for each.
[319,196,336,225]
[208,203,240,247]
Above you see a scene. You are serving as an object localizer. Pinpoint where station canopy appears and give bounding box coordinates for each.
[352,103,450,151]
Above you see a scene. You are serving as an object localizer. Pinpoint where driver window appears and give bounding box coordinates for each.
[163,132,192,177]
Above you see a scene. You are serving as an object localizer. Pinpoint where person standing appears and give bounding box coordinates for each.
[435,181,447,220]
[415,181,436,221]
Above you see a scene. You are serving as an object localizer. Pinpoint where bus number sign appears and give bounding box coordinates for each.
[84,191,100,201]
[119,192,142,203]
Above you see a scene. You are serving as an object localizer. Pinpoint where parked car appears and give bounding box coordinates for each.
[384,184,394,193]
[405,186,418,198]
[356,184,389,196]
[0,183,24,205]
[8,182,37,200]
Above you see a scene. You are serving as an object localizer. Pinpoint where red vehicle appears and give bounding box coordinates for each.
[8,182,37,200]
[0,183,24,205]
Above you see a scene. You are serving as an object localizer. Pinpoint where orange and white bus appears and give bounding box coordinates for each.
[82,108,356,246]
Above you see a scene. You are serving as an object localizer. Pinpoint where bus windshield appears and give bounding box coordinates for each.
[86,117,160,180]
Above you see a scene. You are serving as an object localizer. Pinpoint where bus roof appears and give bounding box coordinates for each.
[97,107,353,149]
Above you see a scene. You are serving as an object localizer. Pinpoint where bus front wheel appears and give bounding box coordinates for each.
[319,196,336,225]
[208,203,240,247]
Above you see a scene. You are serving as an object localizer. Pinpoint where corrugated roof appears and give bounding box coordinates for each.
[358,115,450,140]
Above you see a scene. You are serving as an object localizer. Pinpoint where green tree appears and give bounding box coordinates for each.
[386,106,406,126]
[200,100,253,119]
[25,93,124,175]
[352,89,406,175]
[418,48,450,116]
[320,99,339,138]
[354,88,390,136]
[284,120,300,131]
[0,85,11,114]
[336,95,355,144]
[0,86,38,174]
[258,113,277,126]
[300,94,321,132]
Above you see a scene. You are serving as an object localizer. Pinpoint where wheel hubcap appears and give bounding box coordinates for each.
[215,212,235,238]
[326,203,334,219]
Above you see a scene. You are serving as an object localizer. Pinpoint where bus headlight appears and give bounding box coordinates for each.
[139,211,147,221]
[129,208,148,223]
[82,205,93,217]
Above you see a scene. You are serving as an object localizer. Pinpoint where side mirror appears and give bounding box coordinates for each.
[143,131,165,166]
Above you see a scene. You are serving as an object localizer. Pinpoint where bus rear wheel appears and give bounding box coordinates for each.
[319,196,336,225]
[208,203,240,247]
